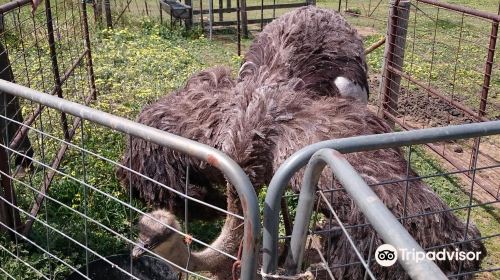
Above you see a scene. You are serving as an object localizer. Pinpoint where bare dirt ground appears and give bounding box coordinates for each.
[368,74,500,204]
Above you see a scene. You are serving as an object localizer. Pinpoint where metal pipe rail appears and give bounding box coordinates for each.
[262,120,500,275]
[285,148,447,280]
[0,79,260,280]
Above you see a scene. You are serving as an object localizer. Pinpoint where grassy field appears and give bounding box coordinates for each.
[0,19,238,279]
[0,0,498,279]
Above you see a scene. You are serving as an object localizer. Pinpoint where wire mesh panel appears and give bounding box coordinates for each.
[378,1,500,203]
[262,121,500,279]
[0,0,97,238]
[0,3,260,278]
[317,0,390,32]
[0,80,260,280]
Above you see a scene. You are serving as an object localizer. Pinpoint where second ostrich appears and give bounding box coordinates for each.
[132,186,243,280]
[239,6,369,102]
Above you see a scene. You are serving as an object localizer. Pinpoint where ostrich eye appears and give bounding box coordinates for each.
[145,237,161,250]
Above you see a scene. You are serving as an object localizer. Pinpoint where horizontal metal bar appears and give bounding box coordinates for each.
[382,110,498,200]
[262,120,500,274]
[0,0,31,14]
[207,18,274,27]
[0,79,260,279]
[286,148,447,279]
[416,0,500,22]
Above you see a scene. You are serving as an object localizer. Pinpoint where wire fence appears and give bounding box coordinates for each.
[0,0,97,237]
[262,121,500,279]
[379,0,500,204]
[0,78,260,280]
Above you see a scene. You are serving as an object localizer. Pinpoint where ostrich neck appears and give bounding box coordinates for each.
[179,187,244,275]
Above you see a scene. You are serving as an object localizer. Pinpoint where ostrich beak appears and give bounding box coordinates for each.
[132,240,146,259]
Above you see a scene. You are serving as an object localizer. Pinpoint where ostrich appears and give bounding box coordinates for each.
[116,66,236,220]
[133,77,485,279]
[239,6,369,102]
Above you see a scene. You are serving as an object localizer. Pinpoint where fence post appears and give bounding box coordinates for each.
[93,0,103,25]
[82,0,98,100]
[469,18,498,172]
[185,0,193,29]
[104,0,112,28]
[0,22,33,174]
[0,137,22,238]
[379,0,410,126]
[236,0,241,55]
[218,0,223,21]
[45,0,71,140]
[240,0,248,38]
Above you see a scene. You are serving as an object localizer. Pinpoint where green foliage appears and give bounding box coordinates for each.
[405,146,500,278]
[364,34,385,72]
[0,19,237,279]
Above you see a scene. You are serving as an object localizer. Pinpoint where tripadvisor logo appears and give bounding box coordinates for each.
[375,244,398,267]
[374,244,482,267]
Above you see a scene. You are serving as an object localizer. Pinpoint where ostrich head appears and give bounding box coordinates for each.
[131,186,244,280]
[132,210,183,260]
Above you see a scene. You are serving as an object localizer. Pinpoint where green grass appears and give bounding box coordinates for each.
[405,146,500,279]
[0,20,238,280]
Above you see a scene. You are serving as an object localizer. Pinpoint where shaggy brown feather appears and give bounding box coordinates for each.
[120,7,484,278]
[240,6,369,99]
[116,67,235,219]
[233,77,485,279]
[122,71,485,279]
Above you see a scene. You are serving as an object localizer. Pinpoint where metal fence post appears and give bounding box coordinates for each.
[469,17,498,172]
[236,0,241,55]
[379,0,410,126]
[81,0,98,100]
[45,0,71,140]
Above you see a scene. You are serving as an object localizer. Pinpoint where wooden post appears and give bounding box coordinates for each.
[218,0,223,21]
[240,0,248,38]
[379,0,410,126]
[104,0,112,28]
[0,136,22,238]
[185,0,193,29]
